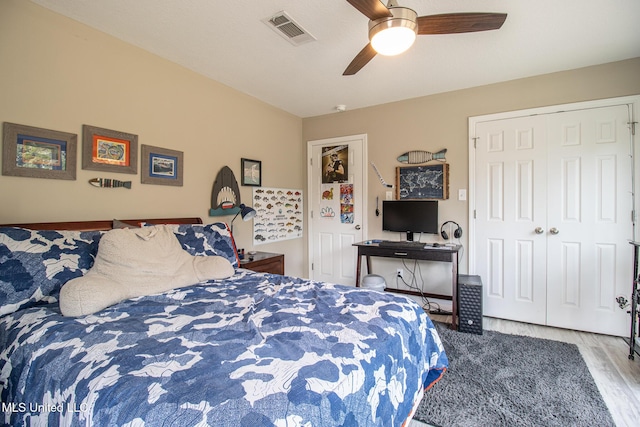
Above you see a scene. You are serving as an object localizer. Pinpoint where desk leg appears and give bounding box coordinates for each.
[451,254,459,331]
[355,250,362,287]
[355,253,373,288]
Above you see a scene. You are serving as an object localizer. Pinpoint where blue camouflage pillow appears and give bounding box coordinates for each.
[0,227,103,316]
[167,223,239,268]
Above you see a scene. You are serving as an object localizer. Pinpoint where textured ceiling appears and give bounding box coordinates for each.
[30,0,640,118]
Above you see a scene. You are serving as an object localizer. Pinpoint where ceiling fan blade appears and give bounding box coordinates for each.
[343,43,378,75]
[417,13,507,35]
[346,0,392,21]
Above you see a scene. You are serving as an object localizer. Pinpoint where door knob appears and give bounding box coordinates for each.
[355,225,361,230]
[549,227,559,235]
[534,227,544,234]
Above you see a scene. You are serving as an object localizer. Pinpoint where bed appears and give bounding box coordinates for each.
[0,217,447,426]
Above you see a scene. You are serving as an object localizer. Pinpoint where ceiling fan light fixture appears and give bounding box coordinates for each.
[368,7,417,56]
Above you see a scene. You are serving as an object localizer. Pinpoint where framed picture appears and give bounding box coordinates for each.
[241,158,261,186]
[141,144,183,186]
[2,122,77,180]
[82,125,137,174]
[396,163,450,200]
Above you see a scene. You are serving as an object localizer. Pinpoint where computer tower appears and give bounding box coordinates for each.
[457,274,483,334]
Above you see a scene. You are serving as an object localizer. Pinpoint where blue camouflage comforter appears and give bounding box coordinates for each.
[1,270,447,426]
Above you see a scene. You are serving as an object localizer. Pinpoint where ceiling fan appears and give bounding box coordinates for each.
[344,0,507,75]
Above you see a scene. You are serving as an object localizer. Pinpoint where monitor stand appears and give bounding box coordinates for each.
[406,231,414,241]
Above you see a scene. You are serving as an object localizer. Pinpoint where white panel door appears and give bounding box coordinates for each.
[307,135,367,286]
[474,115,548,323]
[546,106,633,335]
[472,101,634,336]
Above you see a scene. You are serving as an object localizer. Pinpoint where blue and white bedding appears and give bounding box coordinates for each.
[0,224,448,427]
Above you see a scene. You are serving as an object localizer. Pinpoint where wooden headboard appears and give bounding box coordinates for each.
[0,217,203,232]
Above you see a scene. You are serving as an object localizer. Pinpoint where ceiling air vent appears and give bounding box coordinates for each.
[263,11,316,46]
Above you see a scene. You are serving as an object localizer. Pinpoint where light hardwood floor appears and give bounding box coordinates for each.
[409,316,640,427]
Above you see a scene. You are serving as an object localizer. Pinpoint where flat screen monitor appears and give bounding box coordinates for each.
[382,200,438,241]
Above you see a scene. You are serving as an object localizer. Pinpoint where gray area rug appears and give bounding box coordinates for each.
[413,322,614,427]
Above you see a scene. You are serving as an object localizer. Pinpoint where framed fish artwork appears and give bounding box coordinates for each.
[82,125,138,174]
[2,122,77,180]
[141,144,183,186]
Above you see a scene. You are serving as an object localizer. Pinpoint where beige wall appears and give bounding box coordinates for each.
[0,0,306,276]
[3,1,639,286]
[303,57,640,293]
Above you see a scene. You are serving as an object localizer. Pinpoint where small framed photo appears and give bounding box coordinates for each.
[241,158,261,186]
[141,144,183,186]
[2,122,77,180]
[82,125,137,174]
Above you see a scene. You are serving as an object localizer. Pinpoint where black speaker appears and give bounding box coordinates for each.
[440,221,462,240]
[457,274,483,335]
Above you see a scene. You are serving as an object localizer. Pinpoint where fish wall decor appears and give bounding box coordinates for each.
[397,149,447,164]
[89,178,131,189]
[209,166,241,216]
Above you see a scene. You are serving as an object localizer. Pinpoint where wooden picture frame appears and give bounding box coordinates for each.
[396,163,449,200]
[82,125,137,174]
[241,158,261,186]
[141,144,183,186]
[2,122,77,180]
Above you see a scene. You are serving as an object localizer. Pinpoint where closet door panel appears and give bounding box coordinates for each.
[474,116,547,324]
[546,105,633,336]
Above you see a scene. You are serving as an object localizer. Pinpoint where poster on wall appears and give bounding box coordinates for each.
[340,184,354,223]
[322,145,348,183]
[252,187,303,245]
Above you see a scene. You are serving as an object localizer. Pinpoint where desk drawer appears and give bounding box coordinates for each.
[359,246,455,262]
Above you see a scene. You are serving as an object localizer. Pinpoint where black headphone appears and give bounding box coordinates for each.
[440,221,462,240]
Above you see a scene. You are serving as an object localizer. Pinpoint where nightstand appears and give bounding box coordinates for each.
[239,252,284,275]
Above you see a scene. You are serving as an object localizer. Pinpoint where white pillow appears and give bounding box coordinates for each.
[60,225,234,316]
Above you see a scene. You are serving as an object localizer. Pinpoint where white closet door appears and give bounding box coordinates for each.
[473,115,548,324]
[545,105,633,336]
[472,101,634,336]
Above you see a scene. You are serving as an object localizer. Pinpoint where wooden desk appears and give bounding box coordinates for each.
[239,252,284,275]
[353,242,461,330]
